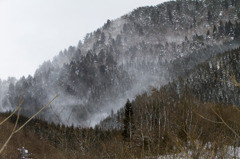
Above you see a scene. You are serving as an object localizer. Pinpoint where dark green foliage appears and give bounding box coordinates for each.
[206,30,210,37]
[103,19,111,30]
[173,47,240,105]
[223,0,229,9]
[225,20,234,36]
[168,9,173,24]
[122,99,134,141]
[213,25,217,37]
[235,21,240,38]
[1,0,240,158]
[208,11,212,22]
[218,20,225,36]
[1,0,240,130]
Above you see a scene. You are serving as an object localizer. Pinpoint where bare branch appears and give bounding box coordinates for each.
[15,95,59,133]
[195,111,223,124]
[0,101,21,154]
[0,98,24,126]
[211,107,240,139]
[0,95,58,155]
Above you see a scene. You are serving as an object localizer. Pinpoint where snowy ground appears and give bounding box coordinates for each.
[155,145,240,159]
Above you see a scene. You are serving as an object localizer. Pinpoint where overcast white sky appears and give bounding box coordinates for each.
[0,0,168,80]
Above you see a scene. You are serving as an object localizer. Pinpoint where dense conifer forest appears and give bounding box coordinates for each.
[1,0,240,158]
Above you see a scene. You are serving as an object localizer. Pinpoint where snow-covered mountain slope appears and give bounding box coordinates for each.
[0,0,240,126]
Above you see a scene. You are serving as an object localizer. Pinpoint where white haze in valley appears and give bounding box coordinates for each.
[1,0,240,128]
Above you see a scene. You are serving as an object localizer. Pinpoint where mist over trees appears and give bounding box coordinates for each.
[0,0,239,126]
[1,0,240,158]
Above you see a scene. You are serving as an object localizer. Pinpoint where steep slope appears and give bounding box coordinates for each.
[0,113,68,159]
[0,0,240,126]
[98,47,240,158]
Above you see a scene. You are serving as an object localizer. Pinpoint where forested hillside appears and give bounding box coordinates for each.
[1,0,240,158]
[1,48,239,158]
[98,47,240,158]
[0,0,239,126]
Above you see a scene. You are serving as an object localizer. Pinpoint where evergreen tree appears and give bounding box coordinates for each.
[208,11,212,22]
[225,20,234,36]
[231,0,236,6]
[218,20,225,36]
[213,25,218,38]
[122,99,134,141]
[195,1,199,10]
[228,20,234,37]
[206,30,210,39]
[193,17,196,28]
[224,0,229,10]
[167,6,173,24]
[234,21,240,38]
